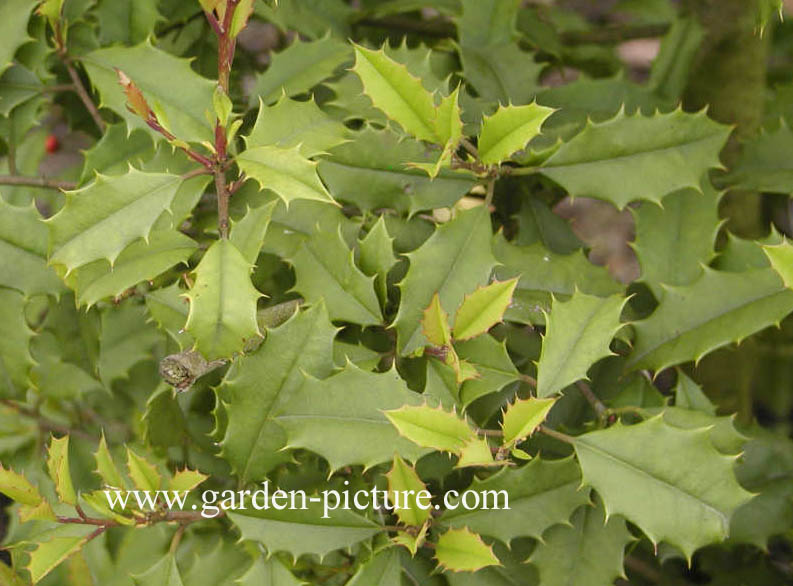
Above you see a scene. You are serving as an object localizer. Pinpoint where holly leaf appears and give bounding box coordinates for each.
[275,364,429,471]
[47,435,76,506]
[27,525,96,585]
[627,267,793,372]
[246,96,348,157]
[96,0,163,46]
[351,44,441,144]
[441,457,589,543]
[131,553,184,586]
[237,554,304,586]
[501,397,556,447]
[435,528,500,573]
[529,502,633,586]
[358,215,397,304]
[46,169,183,274]
[453,279,518,341]
[252,35,352,105]
[477,104,554,165]
[229,201,277,265]
[0,198,65,298]
[229,502,381,559]
[288,227,382,325]
[724,124,793,193]
[674,370,716,415]
[387,454,432,526]
[455,335,520,406]
[126,448,161,493]
[384,403,477,454]
[347,548,401,586]
[574,415,753,560]
[97,302,161,386]
[184,239,262,361]
[422,293,451,347]
[763,238,793,288]
[0,0,34,76]
[82,41,216,143]
[94,433,123,489]
[237,145,335,206]
[0,466,45,506]
[218,303,337,482]
[540,109,731,208]
[536,291,627,397]
[394,206,497,355]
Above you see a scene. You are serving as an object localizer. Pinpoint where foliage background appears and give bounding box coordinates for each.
[1,0,793,584]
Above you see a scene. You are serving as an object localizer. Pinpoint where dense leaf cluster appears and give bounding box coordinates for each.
[1,0,793,584]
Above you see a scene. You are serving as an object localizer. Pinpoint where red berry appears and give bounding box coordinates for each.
[45,134,59,154]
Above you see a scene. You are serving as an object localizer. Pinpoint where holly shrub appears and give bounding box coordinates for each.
[1,0,793,584]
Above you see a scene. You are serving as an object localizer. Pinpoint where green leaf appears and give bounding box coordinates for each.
[0,65,43,117]
[763,238,793,288]
[230,0,254,38]
[132,553,184,586]
[237,144,335,206]
[255,0,353,39]
[0,198,65,297]
[94,432,123,489]
[394,206,497,355]
[540,109,731,208]
[79,125,154,184]
[246,96,348,157]
[724,124,793,193]
[0,0,34,76]
[184,239,262,361]
[478,103,554,165]
[169,468,207,493]
[47,435,76,505]
[441,456,589,543]
[455,335,520,406]
[627,267,793,372]
[574,415,753,560]
[674,370,716,415]
[82,41,216,143]
[145,283,193,349]
[435,528,500,573]
[229,201,277,265]
[317,127,475,215]
[648,17,705,102]
[456,0,519,47]
[501,397,556,447]
[126,448,161,492]
[384,403,476,454]
[219,303,337,482]
[96,0,162,46]
[529,502,633,586]
[387,454,432,526]
[347,548,401,586]
[46,169,183,274]
[229,502,381,559]
[631,180,721,299]
[351,44,440,143]
[536,291,627,397]
[358,215,397,304]
[456,436,497,468]
[67,229,199,308]
[27,525,95,585]
[434,86,464,150]
[453,279,518,341]
[289,227,382,325]
[252,35,352,105]
[459,43,543,107]
[237,554,304,586]
[0,466,44,505]
[97,302,160,386]
[422,293,452,347]
[275,364,429,470]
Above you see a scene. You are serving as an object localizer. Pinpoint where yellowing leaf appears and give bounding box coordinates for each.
[0,466,44,506]
[501,397,556,447]
[169,468,208,492]
[47,435,76,506]
[384,403,476,454]
[452,279,518,341]
[126,448,161,493]
[435,527,500,573]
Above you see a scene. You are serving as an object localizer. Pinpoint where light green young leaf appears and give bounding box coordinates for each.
[275,365,428,471]
[80,491,136,526]
[435,528,500,573]
[246,96,348,157]
[184,239,262,361]
[229,0,254,38]
[501,397,556,447]
[384,403,476,454]
[237,144,335,206]
[229,502,381,559]
[47,435,76,506]
[46,169,183,274]
[168,468,207,493]
[229,201,277,265]
[456,436,496,468]
[422,293,452,347]
[763,238,793,288]
[126,448,161,493]
[387,454,432,526]
[0,198,65,298]
[453,279,518,341]
[394,206,497,355]
[536,291,627,397]
[27,525,95,585]
[132,553,184,586]
[478,103,555,165]
[82,41,216,143]
[574,415,753,560]
[441,456,589,543]
[347,548,401,586]
[94,433,123,489]
[358,215,397,304]
[627,267,793,372]
[0,466,44,506]
[529,502,632,586]
[352,44,440,143]
[0,0,34,76]
[219,303,337,482]
[541,109,731,208]
[252,35,352,105]
[289,227,382,325]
